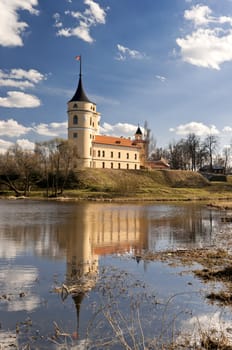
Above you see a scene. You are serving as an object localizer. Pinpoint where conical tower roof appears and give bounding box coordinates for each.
[135,125,142,135]
[69,74,92,103]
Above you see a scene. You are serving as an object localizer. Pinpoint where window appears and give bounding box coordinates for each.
[135,154,137,160]
[73,132,77,138]
[98,150,101,157]
[111,163,113,169]
[73,115,78,124]
[73,103,77,108]
[90,148,92,156]
[90,117,92,125]
[127,164,129,169]
[90,134,92,139]
[135,164,137,169]
[111,151,113,158]
[118,152,121,159]
[102,162,105,168]
[102,150,105,157]
[126,153,129,159]
[118,163,121,169]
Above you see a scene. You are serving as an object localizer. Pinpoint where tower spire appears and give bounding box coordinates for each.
[69,55,92,103]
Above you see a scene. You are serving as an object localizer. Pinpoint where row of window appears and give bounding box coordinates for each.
[73,103,96,112]
[72,115,95,127]
[101,162,137,170]
[72,132,139,161]
[96,150,137,160]
[73,132,94,140]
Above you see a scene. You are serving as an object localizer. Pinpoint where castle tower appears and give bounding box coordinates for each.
[134,125,143,141]
[133,125,148,168]
[67,57,100,168]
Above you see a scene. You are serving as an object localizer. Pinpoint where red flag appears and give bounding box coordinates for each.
[75,55,81,61]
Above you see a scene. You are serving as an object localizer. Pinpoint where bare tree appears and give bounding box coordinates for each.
[168,139,189,169]
[0,145,40,196]
[35,138,79,197]
[221,146,231,174]
[185,133,200,171]
[202,135,219,171]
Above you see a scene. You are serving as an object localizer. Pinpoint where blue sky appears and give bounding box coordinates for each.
[1,0,232,153]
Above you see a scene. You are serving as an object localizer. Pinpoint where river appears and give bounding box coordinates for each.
[0,199,230,349]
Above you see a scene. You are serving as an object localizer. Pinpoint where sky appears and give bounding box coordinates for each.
[1,0,232,154]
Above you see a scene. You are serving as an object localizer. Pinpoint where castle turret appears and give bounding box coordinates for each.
[67,57,100,168]
[134,125,143,141]
[133,125,148,168]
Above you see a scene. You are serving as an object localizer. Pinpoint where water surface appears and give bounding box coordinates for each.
[0,200,229,348]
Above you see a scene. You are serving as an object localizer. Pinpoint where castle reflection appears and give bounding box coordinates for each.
[64,203,149,332]
[62,202,216,334]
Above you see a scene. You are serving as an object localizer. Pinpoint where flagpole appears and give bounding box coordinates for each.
[75,55,82,76]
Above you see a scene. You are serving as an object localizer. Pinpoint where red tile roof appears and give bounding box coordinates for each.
[93,135,140,148]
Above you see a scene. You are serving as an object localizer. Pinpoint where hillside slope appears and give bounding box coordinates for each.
[65,169,232,201]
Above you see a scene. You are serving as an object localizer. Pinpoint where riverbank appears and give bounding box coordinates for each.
[2,169,232,202]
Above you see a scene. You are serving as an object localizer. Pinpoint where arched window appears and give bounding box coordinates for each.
[111,163,113,169]
[102,162,105,168]
[73,115,78,125]
[127,164,129,169]
[73,103,78,108]
[118,163,121,169]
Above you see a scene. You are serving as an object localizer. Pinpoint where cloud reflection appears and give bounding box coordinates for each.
[0,266,39,312]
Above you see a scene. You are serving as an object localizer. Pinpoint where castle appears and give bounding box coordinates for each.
[67,62,149,170]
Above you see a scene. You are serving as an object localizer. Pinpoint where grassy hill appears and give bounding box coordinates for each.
[63,169,232,201]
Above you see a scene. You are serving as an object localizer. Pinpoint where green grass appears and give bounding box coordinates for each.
[65,169,232,201]
[2,169,232,201]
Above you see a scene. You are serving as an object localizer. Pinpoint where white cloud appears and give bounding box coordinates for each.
[0,139,14,154]
[53,13,63,28]
[9,68,45,83]
[155,75,166,83]
[223,126,232,133]
[177,5,232,70]
[0,119,31,137]
[0,0,39,47]
[184,5,213,27]
[56,0,108,43]
[0,68,46,89]
[0,120,68,153]
[100,122,140,138]
[116,44,145,61]
[177,28,232,70]
[178,312,232,347]
[184,5,232,27]
[169,122,220,136]
[33,122,68,137]
[0,91,41,108]
[16,139,35,151]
